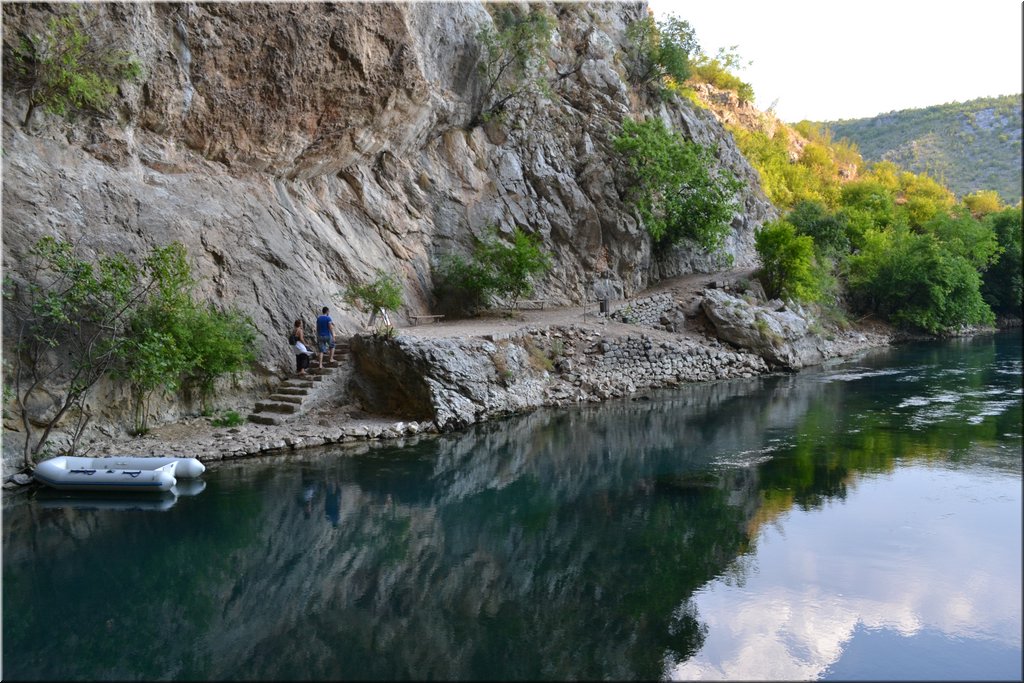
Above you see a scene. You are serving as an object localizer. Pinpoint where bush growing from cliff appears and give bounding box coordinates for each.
[688,46,754,103]
[613,117,741,252]
[114,244,257,435]
[786,200,850,258]
[474,6,553,125]
[624,13,698,91]
[434,227,551,315]
[10,6,142,126]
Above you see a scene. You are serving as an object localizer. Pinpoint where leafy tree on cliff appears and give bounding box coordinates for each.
[10,5,142,126]
[624,12,699,91]
[474,6,554,125]
[343,270,404,331]
[613,117,740,252]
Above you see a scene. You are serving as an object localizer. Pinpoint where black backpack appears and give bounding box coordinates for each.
[288,332,298,346]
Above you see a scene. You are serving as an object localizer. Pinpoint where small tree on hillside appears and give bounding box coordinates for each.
[476,227,552,308]
[754,220,820,302]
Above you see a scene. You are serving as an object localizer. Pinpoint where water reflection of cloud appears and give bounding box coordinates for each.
[668,465,1022,681]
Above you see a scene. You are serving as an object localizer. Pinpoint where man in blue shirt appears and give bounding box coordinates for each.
[315,306,335,368]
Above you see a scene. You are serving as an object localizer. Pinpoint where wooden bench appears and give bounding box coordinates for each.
[515,299,547,310]
[409,314,445,325]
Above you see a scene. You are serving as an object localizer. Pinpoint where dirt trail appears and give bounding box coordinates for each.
[399,268,756,342]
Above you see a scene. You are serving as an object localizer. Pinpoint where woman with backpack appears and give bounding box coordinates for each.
[290,319,312,376]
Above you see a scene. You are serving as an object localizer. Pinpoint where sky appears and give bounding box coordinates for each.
[647,0,1023,123]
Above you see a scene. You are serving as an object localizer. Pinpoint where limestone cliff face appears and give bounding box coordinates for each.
[1,3,775,422]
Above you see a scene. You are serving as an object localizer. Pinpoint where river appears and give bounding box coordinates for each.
[2,330,1020,680]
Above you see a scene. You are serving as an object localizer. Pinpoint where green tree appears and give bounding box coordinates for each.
[474,6,553,125]
[180,305,257,414]
[980,206,1023,316]
[839,180,900,230]
[343,269,404,328]
[11,6,142,125]
[4,237,142,465]
[843,226,994,333]
[433,254,493,317]
[614,117,740,251]
[115,244,256,434]
[963,190,1004,218]
[5,238,258,457]
[624,13,698,90]
[786,200,850,258]
[433,227,552,315]
[475,227,552,307]
[923,209,1001,271]
[754,220,820,302]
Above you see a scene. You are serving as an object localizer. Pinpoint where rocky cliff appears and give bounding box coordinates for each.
[2,2,777,450]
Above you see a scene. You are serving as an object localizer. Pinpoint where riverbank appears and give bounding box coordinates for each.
[3,271,899,490]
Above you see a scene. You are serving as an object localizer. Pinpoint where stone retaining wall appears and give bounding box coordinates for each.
[607,293,677,329]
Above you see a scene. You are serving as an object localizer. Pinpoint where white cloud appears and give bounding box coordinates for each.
[667,465,1022,680]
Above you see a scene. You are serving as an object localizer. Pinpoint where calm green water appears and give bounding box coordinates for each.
[3,331,1021,681]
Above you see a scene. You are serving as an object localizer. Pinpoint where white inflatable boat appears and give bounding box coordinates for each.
[33,456,205,492]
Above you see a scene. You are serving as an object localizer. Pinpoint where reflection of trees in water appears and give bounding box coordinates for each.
[4,332,1019,680]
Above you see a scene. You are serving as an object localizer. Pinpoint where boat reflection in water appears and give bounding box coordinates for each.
[33,478,207,512]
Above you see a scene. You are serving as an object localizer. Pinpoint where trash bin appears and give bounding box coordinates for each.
[599,298,609,314]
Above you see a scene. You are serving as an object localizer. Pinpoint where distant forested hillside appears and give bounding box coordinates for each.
[820,95,1022,204]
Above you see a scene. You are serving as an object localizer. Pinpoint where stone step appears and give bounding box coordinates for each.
[269,394,304,404]
[253,401,299,414]
[309,367,333,376]
[247,413,284,426]
[282,378,316,388]
[275,387,309,396]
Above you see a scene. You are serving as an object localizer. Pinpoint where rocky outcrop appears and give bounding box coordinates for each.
[2,2,777,445]
[350,323,770,433]
[701,288,831,370]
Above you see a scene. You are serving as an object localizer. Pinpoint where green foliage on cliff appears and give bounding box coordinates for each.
[613,117,741,252]
[732,108,1018,332]
[434,227,552,315]
[5,238,256,456]
[475,5,554,124]
[688,46,754,103]
[624,12,698,91]
[843,225,995,333]
[980,207,1023,316]
[819,95,1023,204]
[10,6,142,125]
[731,126,845,209]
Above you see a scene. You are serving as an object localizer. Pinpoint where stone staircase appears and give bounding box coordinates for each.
[247,340,352,425]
